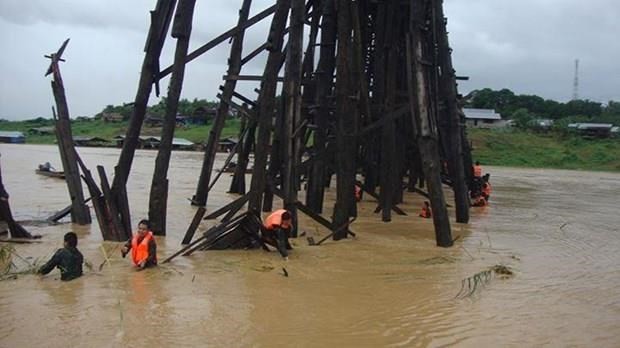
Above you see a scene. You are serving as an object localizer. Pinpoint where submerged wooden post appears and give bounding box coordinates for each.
[281,0,305,237]
[433,0,470,223]
[332,0,358,240]
[407,0,452,247]
[45,39,91,225]
[112,0,177,193]
[0,156,37,239]
[149,0,197,235]
[248,0,291,214]
[192,0,253,207]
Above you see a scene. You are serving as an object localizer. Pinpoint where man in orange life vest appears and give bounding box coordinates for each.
[121,219,157,269]
[262,209,293,260]
[419,201,432,218]
[354,184,362,202]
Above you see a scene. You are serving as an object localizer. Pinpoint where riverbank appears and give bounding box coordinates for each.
[469,128,620,172]
[2,118,619,171]
[0,118,243,145]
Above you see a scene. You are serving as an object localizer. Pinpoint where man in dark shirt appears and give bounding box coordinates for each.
[38,232,83,281]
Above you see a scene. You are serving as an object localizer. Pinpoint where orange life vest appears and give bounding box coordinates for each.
[473,165,482,177]
[264,209,291,230]
[131,231,155,266]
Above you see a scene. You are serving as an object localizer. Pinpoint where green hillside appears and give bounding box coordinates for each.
[468,128,620,172]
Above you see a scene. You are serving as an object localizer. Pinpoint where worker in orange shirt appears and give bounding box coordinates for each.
[262,209,294,260]
[419,201,432,218]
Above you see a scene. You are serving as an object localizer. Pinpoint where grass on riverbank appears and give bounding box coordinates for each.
[3,118,619,172]
[0,118,243,145]
[468,128,620,172]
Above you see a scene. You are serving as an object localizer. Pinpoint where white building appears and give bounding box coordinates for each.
[463,108,505,128]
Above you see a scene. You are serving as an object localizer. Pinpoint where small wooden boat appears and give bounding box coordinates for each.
[35,169,65,179]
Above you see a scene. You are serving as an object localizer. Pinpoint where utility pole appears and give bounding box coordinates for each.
[572,59,579,100]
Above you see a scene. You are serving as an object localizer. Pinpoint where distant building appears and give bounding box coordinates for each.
[217,137,238,152]
[145,115,164,127]
[28,126,55,135]
[531,119,554,132]
[114,135,194,150]
[0,131,25,143]
[102,112,124,123]
[463,108,505,128]
[567,123,614,138]
[73,136,109,147]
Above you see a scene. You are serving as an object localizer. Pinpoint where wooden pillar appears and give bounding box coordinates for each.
[148,0,197,235]
[229,112,256,194]
[248,0,291,213]
[281,0,305,237]
[46,41,91,225]
[112,0,177,192]
[0,157,35,239]
[433,0,469,223]
[332,0,357,240]
[407,0,452,247]
[192,0,253,206]
[306,0,337,214]
[378,3,399,222]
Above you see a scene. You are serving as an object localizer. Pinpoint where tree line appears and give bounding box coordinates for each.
[95,97,219,121]
[465,88,620,128]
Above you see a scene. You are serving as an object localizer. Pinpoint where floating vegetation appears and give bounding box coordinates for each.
[0,244,45,281]
[251,265,275,272]
[416,255,459,265]
[455,264,515,299]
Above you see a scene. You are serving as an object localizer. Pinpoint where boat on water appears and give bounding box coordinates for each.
[35,169,65,179]
[35,162,65,179]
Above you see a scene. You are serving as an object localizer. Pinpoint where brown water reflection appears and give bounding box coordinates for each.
[1,144,619,347]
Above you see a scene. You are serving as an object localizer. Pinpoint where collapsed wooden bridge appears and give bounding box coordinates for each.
[47,0,475,250]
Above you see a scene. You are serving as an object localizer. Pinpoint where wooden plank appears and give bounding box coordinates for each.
[203,194,250,220]
[181,206,206,245]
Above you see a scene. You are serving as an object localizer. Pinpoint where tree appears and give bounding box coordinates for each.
[511,108,534,129]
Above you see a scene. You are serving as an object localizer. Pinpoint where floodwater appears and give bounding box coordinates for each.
[0,144,619,347]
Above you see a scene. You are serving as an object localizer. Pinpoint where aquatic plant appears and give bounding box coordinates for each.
[455,264,514,299]
[0,244,46,281]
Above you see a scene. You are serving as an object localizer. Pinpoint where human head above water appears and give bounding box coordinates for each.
[64,232,78,248]
[137,219,151,235]
[281,211,292,222]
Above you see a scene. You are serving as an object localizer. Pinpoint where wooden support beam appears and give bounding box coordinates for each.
[223,74,284,82]
[192,0,253,207]
[158,4,278,79]
[181,206,206,245]
[149,0,197,235]
[204,194,251,220]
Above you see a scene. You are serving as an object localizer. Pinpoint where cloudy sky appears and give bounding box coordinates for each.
[1,0,618,120]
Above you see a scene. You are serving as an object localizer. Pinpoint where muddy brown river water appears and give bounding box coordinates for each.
[0,144,619,347]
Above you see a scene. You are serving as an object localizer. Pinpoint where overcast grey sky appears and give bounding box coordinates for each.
[1,0,618,120]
